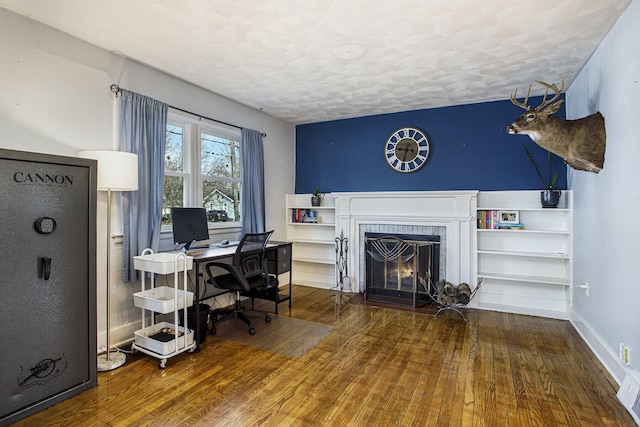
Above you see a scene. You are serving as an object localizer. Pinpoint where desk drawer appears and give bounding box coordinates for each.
[268,258,290,274]
[267,244,292,274]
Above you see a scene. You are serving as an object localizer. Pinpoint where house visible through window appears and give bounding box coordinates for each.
[163,109,242,227]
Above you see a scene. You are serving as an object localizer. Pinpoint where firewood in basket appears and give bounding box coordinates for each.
[457,283,472,305]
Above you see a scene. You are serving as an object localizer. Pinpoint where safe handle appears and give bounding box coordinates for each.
[42,257,51,281]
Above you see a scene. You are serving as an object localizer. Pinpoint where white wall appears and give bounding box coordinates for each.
[566,0,639,384]
[0,8,295,350]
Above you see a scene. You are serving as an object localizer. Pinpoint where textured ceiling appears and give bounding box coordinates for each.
[0,0,631,124]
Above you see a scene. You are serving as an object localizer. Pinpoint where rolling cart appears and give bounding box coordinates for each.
[131,249,196,368]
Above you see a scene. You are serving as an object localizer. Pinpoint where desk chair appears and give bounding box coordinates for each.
[204,230,275,335]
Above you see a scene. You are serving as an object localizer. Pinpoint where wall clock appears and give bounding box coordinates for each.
[385,127,430,173]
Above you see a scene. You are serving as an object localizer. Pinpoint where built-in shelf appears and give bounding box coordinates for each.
[477,249,570,259]
[289,238,335,245]
[481,207,571,212]
[477,229,570,235]
[475,301,569,320]
[292,256,335,265]
[286,193,336,289]
[478,271,570,286]
[287,222,335,227]
[476,190,573,319]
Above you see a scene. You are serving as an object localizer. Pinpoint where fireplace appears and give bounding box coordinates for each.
[332,191,477,297]
[364,232,440,307]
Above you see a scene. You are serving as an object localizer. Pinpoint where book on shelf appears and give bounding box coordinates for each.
[291,208,318,223]
[496,223,524,230]
[477,210,523,230]
[477,210,498,229]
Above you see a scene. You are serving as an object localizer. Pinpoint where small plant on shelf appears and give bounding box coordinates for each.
[311,186,324,207]
[524,145,561,208]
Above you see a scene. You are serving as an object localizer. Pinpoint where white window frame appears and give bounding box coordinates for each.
[163,109,243,232]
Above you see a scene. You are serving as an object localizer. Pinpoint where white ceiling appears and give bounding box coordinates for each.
[0,0,631,124]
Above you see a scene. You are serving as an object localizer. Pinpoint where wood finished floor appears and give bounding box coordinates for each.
[13,285,635,426]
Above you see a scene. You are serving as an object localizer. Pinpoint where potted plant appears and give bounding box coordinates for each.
[311,186,324,207]
[524,146,562,208]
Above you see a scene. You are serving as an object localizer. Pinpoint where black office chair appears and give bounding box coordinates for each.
[204,230,275,335]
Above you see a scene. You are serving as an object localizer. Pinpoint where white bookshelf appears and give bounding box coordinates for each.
[476,190,573,319]
[286,193,336,288]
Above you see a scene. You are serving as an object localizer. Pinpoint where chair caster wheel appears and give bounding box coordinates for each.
[249,327,256,335]
[265,315,272,323]
[210,327,217,335]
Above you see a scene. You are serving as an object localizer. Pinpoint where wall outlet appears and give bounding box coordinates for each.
[620,343,631,365]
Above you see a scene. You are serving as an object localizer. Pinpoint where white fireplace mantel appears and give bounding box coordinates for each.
[332,191,478,295]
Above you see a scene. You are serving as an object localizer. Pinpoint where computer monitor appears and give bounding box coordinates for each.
[170,207,210,250]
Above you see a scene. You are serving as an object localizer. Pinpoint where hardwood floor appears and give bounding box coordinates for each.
[13,285,635,426]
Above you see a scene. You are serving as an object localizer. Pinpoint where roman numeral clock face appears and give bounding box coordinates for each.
[385,127,430,173]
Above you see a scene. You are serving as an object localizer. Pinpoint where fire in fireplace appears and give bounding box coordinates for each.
[364,232,440,307]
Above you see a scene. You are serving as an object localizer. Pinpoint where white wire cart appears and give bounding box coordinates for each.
[131,249,196,368]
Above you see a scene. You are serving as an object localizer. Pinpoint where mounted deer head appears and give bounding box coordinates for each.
[507,77,606,173]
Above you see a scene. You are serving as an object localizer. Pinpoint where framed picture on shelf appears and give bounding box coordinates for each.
[498,210,519,224]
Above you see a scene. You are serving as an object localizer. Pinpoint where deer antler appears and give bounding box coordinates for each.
[510,84,532,111]
[535,76,565,110]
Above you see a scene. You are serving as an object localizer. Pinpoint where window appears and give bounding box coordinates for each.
[163,110,242,227]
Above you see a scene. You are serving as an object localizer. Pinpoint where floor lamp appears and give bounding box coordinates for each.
[79,150,138,371]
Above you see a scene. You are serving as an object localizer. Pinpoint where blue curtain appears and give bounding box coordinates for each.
[241,128,265,234]
[119,90,168,282]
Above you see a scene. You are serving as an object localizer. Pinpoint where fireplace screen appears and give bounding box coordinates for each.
[365,233,440,307]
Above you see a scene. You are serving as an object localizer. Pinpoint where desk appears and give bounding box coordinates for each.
[185,241,292,350]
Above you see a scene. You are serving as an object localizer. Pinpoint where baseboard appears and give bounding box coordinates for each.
[98,323,139,353]
[570,308,628,386]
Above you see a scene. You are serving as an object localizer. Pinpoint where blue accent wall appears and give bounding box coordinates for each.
[295,97,567,194]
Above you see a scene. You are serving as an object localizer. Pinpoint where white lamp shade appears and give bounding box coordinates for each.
[79,150,139,191]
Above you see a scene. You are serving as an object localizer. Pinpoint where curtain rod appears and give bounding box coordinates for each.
[110,84,266,138]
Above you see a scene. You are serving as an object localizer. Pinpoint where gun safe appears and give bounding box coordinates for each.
[0,149,97,426]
